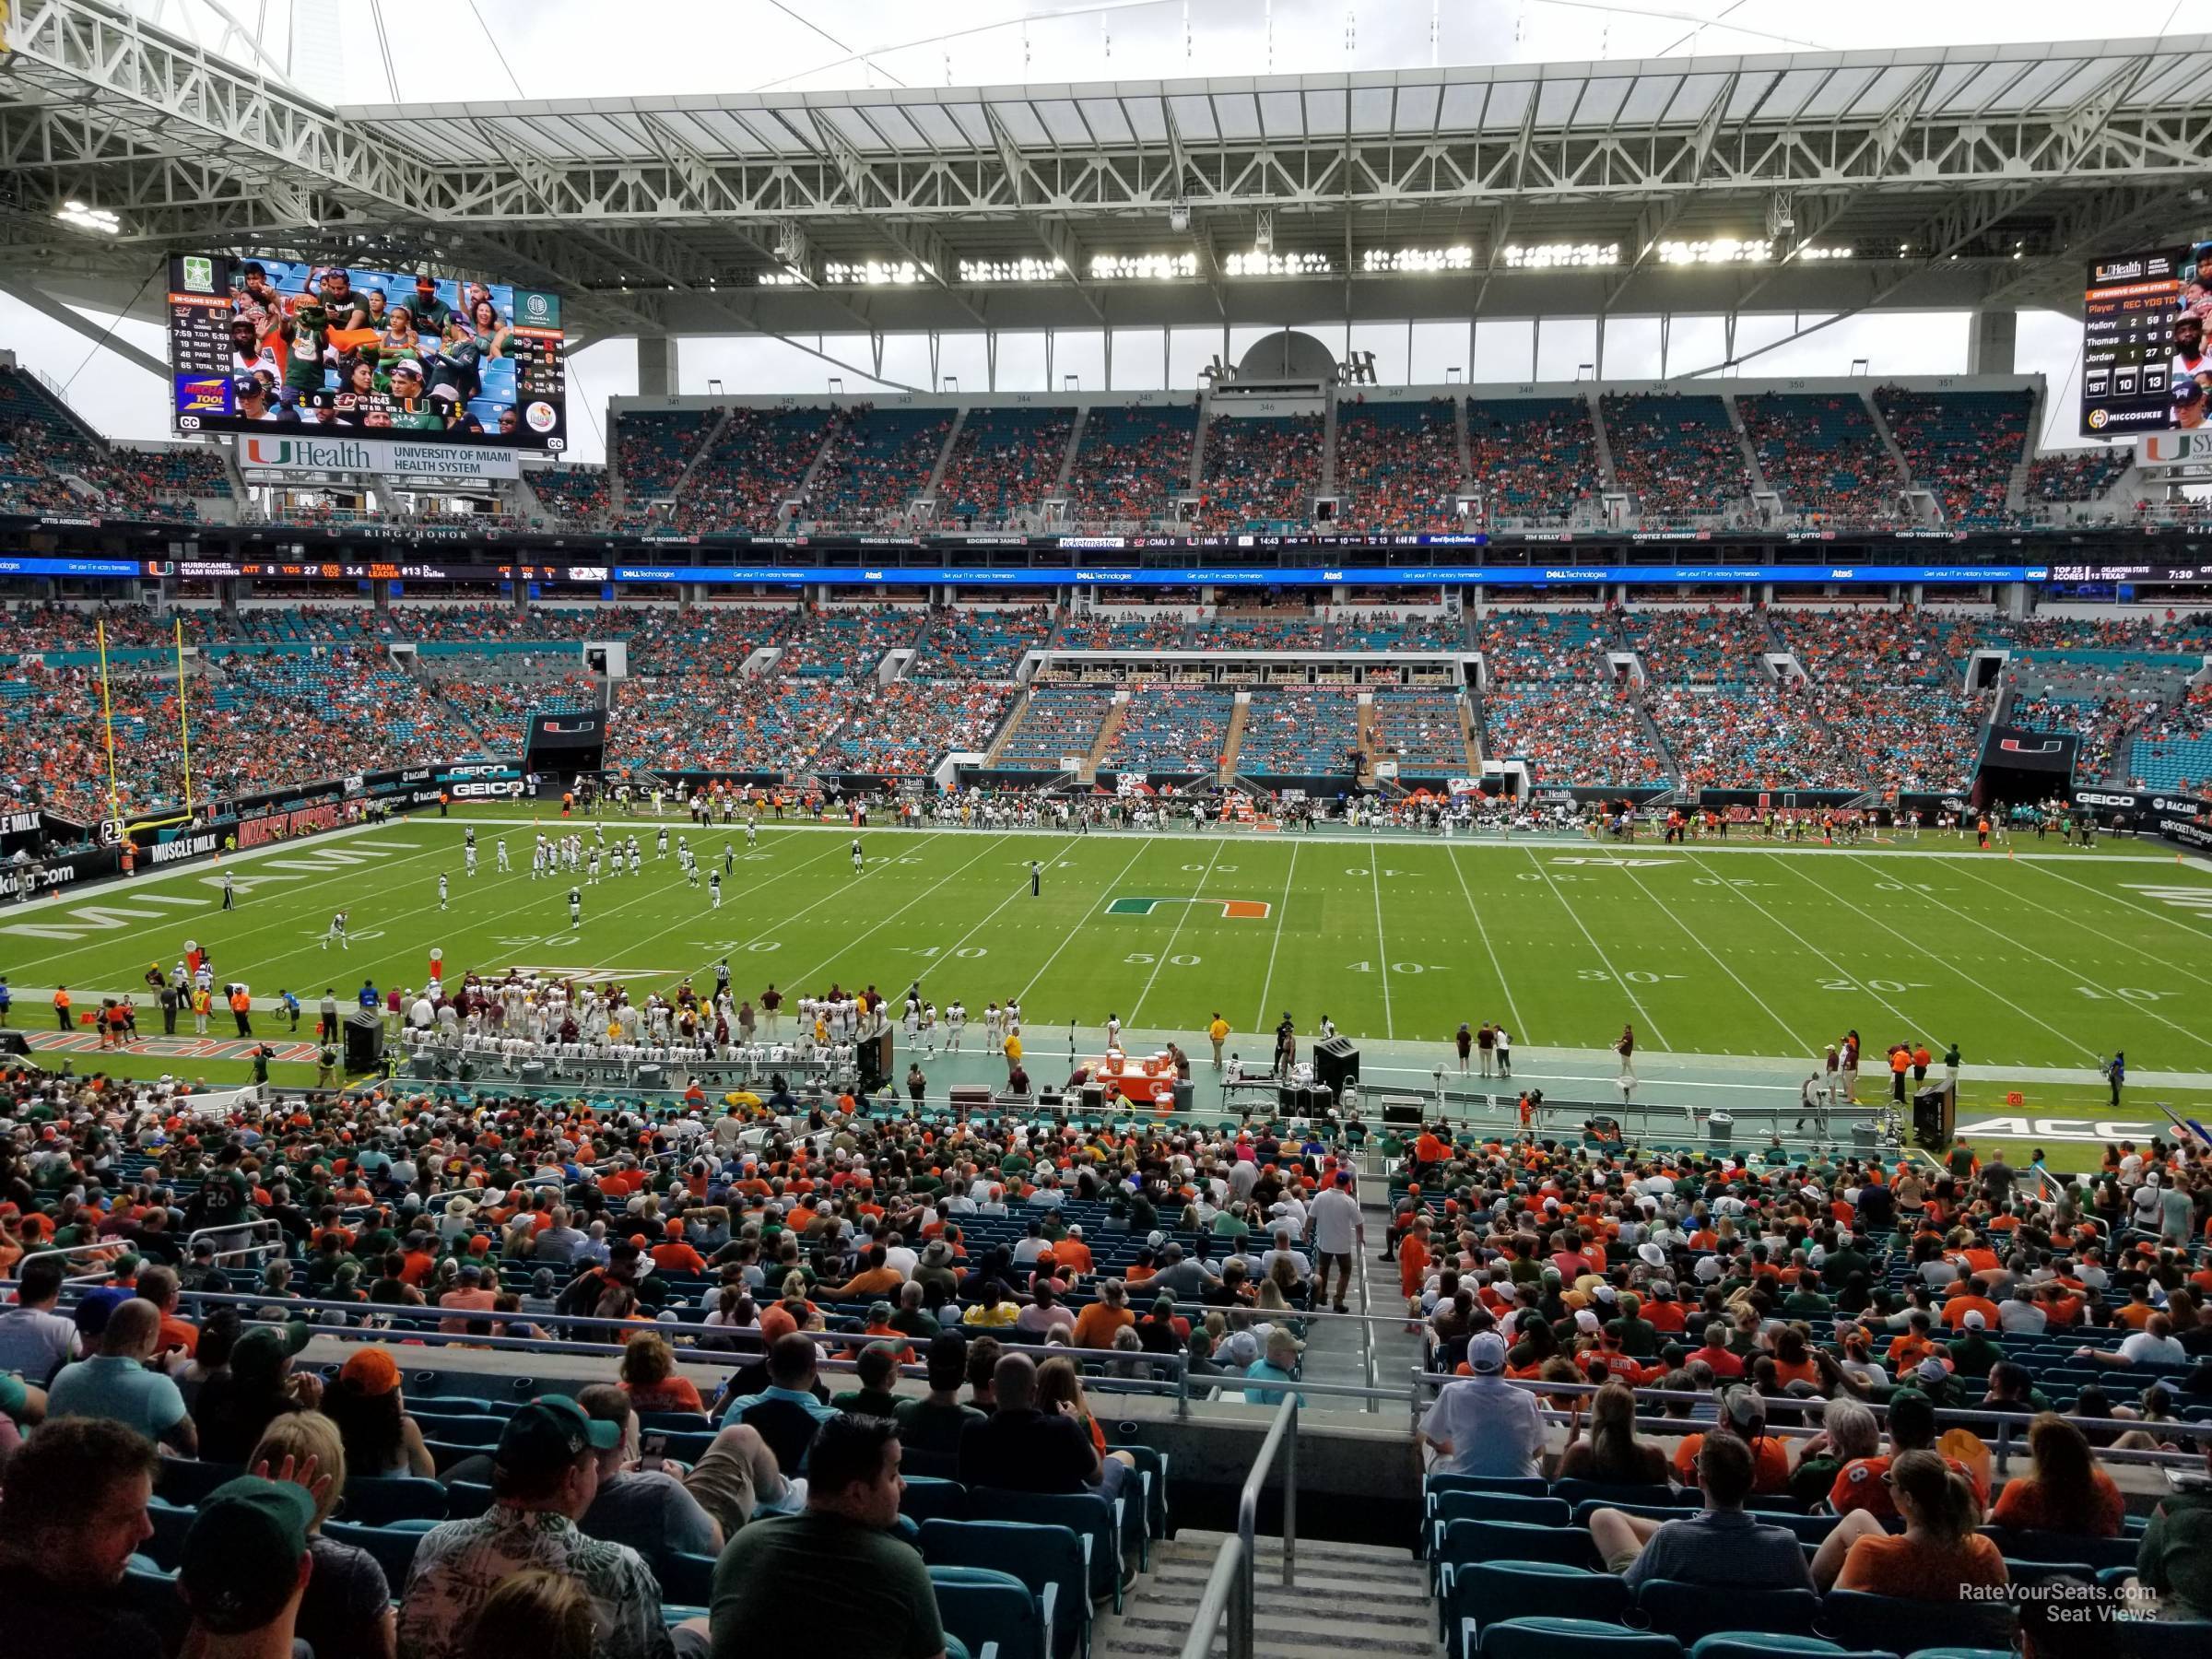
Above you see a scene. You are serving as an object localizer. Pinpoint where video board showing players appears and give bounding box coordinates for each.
[2081,242,2212,438]
[165,253,569,452]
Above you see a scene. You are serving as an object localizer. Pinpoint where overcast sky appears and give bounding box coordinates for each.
[5,0,2206,463]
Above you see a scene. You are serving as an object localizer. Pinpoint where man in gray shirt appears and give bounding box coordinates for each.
[1588,1432,1813,1591]
[1146,1243,1220,1299]
[574,1385,722,1567]
[0,1258,80,1386]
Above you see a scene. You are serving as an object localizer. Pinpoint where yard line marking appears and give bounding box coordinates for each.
[1999,858,2212,973]
[1843,851,2212,1065]
[1772,853,2102,1065]
[1018,838,1153,1011]
[1616,861,1807,1054]
[1684,852,1930,1046]
[1520,846,1667,1049]
[1368,857,1394,1040]
[1133,839,1225,1032]
[769,834,995,985]
[1253,841,1300,1035]
[1444,846,1528,1042]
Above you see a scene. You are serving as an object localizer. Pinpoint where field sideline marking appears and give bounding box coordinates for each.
[1768,853,2104,1066]
[1682,851,1933,1047]
[1253,841,1300,1035]
[1616,858,1809,1055]
[1368,857,1394,1040]
[1444,845,1528,1043]
[438,811,2212,866]
[1985,859,2212,985]
[1848,851,2212,1066]
[1017,838,1154,1012]
[1519,845,1668,1049]
[1132,838,1225,1032]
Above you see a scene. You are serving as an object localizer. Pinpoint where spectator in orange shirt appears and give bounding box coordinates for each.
[1054,1225,1095,1278]
[649,1220,706,1277]
[1071,1279,1135,1352]
[1399,1215,1433,1303]
[1942,1278,2002,1330]
[618,1330,704,1414]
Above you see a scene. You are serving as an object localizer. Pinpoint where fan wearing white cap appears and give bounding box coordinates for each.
[1417,1330,1547,1478]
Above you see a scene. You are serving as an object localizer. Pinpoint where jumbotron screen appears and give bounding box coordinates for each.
[164,253,570,452]
[2080,241,2212,438]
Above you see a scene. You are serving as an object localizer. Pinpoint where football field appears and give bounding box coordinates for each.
[8,812,2212,1090]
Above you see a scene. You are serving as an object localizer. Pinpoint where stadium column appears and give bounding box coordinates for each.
[638,335,681,398]
[1967,311,2017,376]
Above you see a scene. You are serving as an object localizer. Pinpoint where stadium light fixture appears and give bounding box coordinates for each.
[1254,209,1275,254]
[957,256,1067,284]
[1651,237,1771,265]
[57,200,120,235]
[1089,252,1197,281]
[1360,245,1475,275]
[1499,242,1619,270]
[822,259,935,286]
[1224,250,1332,277]
[1168,202,1191,232]
[1789,244,1854,262]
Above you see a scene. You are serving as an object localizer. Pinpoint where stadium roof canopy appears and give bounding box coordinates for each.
[3,0,2209,348]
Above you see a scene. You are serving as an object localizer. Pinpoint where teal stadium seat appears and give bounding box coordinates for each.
[929,1565,1051,1659]
[1477,1616,1684,1659]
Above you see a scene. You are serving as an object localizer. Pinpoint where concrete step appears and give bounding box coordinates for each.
[1093,1531,1440,1659]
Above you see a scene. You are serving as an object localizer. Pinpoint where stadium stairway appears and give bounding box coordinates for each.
[1054,407,1089,498]
[1095,1534,1439,1659]
[1217,695,1250,785]
[1630,694,1682,782]
[1586,391,1619,491]
[1722,394,1769,498]
[922,406,969,508]
[664,406,733,510]
[1083,696,1132,782]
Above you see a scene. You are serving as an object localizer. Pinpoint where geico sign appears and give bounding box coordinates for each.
[2075,792,2136,808]
[451,780,524,799]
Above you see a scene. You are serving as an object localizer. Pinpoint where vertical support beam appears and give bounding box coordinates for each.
[1660,314,1672,381]
[1104,326,1113,392]
[929,330,942,391]
[1163,325,1171,389]
[1594,314,1606,382]
[1468,317,1477,383]
[637,335,679,398]
[1530,316,1540,382]
[1406,318,1414,382]
[987,330,999,392]
[1968,310,2018,375]
[1045,328,1055,391]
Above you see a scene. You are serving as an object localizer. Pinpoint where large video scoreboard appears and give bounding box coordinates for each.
[2081,242,2212,438]
[166,253,569,453]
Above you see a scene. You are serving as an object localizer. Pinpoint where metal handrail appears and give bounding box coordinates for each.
[1228,1394,1300,1659]
[1178,1534,1247,1659]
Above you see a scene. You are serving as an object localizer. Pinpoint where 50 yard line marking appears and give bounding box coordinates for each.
[1252,841,1299,1034]
[1520,846,1666,1048]
[1368,857,1394,1039]
[1133,838,1225,1031]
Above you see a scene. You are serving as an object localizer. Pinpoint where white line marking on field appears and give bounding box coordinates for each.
[1446,845,1528,1043]
[1253,841,1299,1035]
[1774,853,2101,1065]
[1520,846,1667,1049]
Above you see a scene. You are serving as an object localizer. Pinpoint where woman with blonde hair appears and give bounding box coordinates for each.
[619,1328,705,1414]
[1557,1379,1668,1484]
[1812,1448,2006,1596]
[462,1570,594,1659]
[250,1410,396,1659]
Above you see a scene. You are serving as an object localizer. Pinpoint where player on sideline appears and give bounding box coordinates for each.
[496,836,510,873]
[947,999,966,1053]
[438,873,450,912]
[569,885,582,926]
[323,909,349,951]
[709,869,723,910]
[851,838,865,875]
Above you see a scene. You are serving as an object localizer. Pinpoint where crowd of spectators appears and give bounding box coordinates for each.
[1335,398,1462,533]
[1618,607,1771,684]
[1049,612,1189,653]
[993,686,1116,771]
[1598,394,1750,522]
[1772,607,1974,687]
[611,409,722,515]
[805,406,955,530]
[1480,687,1667,785]
[1062,403,1199,526]
[1327,611,1465,653]
[1193,414,1324,532]
[1875,386,2032,527]
[2028,448,2131,503]
[1187,612,1324,651]
[1370,688,1470,772]
[1648,682,1860,789]
[825,677,1018,778]
[1736,393,1900,524]
[1476,609,1608,683]
[1465,399,1600,524]
[526,466,611,526]
[1103,685,1237,775]
[1235,687,1364,775]
[903,607,1055,680]
[934,407,1075,528]
[672,407,833,534]
[2126,684,2212,793]
[2008,690,2134,783]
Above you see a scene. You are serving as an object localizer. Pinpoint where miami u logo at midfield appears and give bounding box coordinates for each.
[1105,897,1272,919]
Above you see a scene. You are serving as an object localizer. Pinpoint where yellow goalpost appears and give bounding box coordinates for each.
[94,616,197,841]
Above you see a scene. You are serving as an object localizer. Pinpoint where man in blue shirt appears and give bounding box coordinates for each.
[358,979,380,1011]
[45,1300,196,1455]
[718,1333,836,1501]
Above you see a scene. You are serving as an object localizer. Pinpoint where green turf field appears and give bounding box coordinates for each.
[6,812,2212,1077]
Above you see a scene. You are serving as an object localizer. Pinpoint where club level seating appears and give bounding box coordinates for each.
[1103,685,1237,774]
[1371,687,1468,773]
[995,686,1116,771]
[1236,686,1363,774]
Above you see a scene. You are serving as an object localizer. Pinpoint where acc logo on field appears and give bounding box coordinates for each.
[524,401,558,433]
